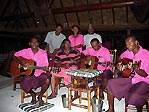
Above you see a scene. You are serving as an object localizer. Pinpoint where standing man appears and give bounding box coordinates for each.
[13,37,50,106]
[84,24,102,49]
[106,35,149,112]
[44,24,66,54]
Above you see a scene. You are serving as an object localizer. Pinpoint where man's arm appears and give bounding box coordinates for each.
[13,55,27,67]
[73,44,83,49]
[46,43,50,54]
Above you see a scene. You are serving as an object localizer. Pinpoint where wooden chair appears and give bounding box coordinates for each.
[13,76,22,90]
[97,49,117,83]
[67,69,102,112]
[55,77,66,89]
[109,49,117,64]
[109,49,117,74]
[21,89,49,103]
[68,78,100,112]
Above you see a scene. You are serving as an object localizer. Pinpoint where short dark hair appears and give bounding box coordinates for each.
[90,38,100,43]
[62,39,71,44]
[125,35,138,41]
[30,36,40,43]
[60,39,71,49]
[56,23,63,29]
[71,25,80,31]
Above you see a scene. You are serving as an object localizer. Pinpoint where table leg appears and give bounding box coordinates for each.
[68,87,71,110]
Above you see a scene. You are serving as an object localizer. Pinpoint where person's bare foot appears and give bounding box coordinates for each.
[99,91,104,99]
[39,100,45,106]
[31,93,37,104]
[106,109,115,112]
[31,99,37,104]
[37,95,45,106]
[47,93,56,99]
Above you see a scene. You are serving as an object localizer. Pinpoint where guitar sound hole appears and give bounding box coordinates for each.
[85,64,90,69]
[20,67,27,72]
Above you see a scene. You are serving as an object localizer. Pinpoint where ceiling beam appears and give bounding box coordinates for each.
[0,12,35,21]
[60,0,69,27]
[49,0,55,7]
[72,0,80,25]
[52,0,145,14]
[42,16,48,27]
[1,0,12,17]
[111,0,115,24]
[99,0,104,24]
[24,0,38,28]
[18,7,29,29]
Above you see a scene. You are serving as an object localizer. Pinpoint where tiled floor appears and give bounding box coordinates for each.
[0,75,138,112]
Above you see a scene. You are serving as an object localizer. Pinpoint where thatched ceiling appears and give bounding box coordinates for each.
[0,0,148,33]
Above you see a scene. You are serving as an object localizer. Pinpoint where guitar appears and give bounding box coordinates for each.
[119,58,141,78]
[10,56,61,77]
[79,56,113,69]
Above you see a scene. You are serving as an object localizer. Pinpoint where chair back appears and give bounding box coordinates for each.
[109,49,117,64]
[109,49,117,74]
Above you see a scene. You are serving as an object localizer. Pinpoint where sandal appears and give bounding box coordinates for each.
[48,94,57,99]
[39,100,45,106]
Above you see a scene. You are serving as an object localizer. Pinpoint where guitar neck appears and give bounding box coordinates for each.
[28,65,50,71]
[91,61,113,67]
[91,62,103,64]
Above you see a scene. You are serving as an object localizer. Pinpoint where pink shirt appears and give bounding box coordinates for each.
[82,46,112,71]
[14,48,49,77]
[120,46,149,84]
[68,34,84,52]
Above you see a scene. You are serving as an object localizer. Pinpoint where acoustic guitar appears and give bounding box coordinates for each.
[79,56,113,69]
[10,56,61,77]
[119,58,141,78]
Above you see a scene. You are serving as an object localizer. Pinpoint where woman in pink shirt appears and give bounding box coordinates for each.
[106,35,149,112]
[68,25,84,52]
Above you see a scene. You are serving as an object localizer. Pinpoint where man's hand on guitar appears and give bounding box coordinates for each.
[20,62,28,68]
[102,62,109,67]
[117,62,123,71]
[42,66,49,71]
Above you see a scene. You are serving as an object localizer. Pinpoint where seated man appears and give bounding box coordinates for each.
[13,37,50,106]
[82,38,113,98]
[48,39,80,99]
[106,35,149,112]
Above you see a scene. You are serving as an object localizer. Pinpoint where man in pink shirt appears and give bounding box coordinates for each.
[82,38,113,99]
[13,37,50,106]
[106,35,149,112]
[68,25,84,52]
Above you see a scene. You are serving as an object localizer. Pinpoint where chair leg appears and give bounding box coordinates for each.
[21,90,25,103]
[79,92,82,104]
[147,100,149,111]
[45,90,48,103]
[13,81,16,91]
[97,86,100,99]
[88,90,91,112]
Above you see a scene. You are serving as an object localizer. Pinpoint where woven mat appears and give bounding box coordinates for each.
[18,102,54,112]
